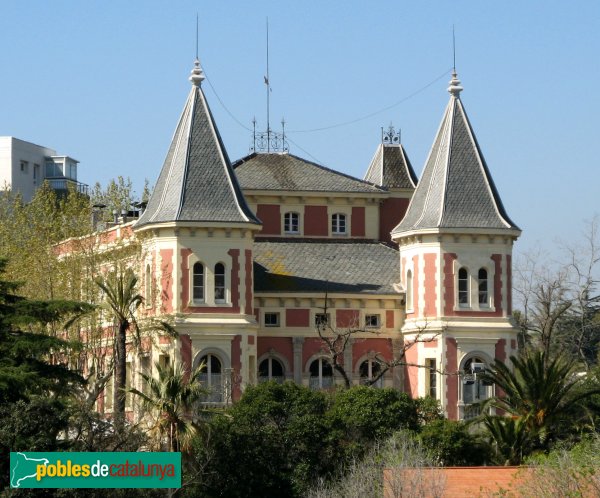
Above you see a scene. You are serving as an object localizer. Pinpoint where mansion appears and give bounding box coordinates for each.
[94,58,520,421]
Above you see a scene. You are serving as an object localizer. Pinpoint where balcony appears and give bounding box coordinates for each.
[46,178,89,196]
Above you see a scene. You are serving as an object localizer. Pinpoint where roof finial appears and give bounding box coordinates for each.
[189,16,205,86]
[447,26,463,97]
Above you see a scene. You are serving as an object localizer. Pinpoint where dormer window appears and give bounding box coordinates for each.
[193,262,205,302]
[284,212,299,234]
[331,213,347,234]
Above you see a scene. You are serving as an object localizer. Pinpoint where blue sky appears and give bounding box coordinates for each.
[1,1,599,258]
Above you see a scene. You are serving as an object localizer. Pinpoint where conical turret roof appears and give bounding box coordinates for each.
[364,130,417,189]
[136,59,261,229]
[392,73,519,236]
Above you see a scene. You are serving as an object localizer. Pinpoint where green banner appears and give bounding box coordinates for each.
[10,452,181,488]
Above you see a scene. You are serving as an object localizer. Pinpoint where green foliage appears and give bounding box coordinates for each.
[480,350,600,464]
[129,361,208,452]
[191,383,434,498]
[327,387,420,460]
[417,419,492,466]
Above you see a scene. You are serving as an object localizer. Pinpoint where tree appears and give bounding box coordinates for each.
[514,218,600,368]
[315,293,440,388]
[95,269,143,429]
[129,361,208,452]
[481,350,600,460]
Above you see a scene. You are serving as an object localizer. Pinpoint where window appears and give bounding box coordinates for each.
[33,164,40,181]
[20,160,28,173]
[145,264,152,304]
[425,358,437,398]
[284,212,299,234]
[478,268,488,306]
[365,314,380,328]
[125,361,132,409]
[264,312,280,327]
[458,267,469,307]
[359,359,383,387]
[104,373,114,411]
[214,263,226,303]
[309,358,333,390]
[258,357,285,383]
[462,356,492,419]
[199,354,223,403]
[193,262,204,302]
[315,313,330,327]
[140,356,151,395]
[158,354,170,369]
[331,213,347,234]
[406,270,413,310]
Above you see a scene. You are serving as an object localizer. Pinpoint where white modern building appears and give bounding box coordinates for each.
[0,136,87,201]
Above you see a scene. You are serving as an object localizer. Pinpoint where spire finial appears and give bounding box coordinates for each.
[447,71,463,97]
[189,58,205,86]
[189,16,205,86]
[447,26,463,97]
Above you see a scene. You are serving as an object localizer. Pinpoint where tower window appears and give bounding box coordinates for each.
[425,358,437,398]
[331,213,347,234]
[478,268,488,306]
[406,269,413,310]
[199,354,223,403]
[458,267,469,307]
[284,212,299,234]
[214,263,226,303]
[193,262,204,302]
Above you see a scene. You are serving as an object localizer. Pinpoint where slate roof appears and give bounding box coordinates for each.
[233,153,386,194]
[253,239,400,295]
[136,61,260,228]
[363,144,418,189]
[393,74,519,235]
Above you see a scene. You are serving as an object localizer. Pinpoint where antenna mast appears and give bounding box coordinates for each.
[452,24,456,72]
[266,17,271,152]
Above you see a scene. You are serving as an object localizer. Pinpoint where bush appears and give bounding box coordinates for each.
[417,419,492,466]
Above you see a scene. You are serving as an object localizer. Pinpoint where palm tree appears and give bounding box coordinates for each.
[129,361,208,452]
[96,270,143,429]
[482,350,600,458]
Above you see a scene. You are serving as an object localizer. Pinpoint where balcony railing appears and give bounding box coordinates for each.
[46,178,89,196]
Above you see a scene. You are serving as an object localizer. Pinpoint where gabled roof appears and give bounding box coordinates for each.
[363,143,418,189]
[392,73,519,236]
[136,60,260,228]
[253,239,400,294]
[233,152,386,194]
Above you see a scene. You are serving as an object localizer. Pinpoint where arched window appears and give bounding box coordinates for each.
[193,262,204,302]
[145,264,151,303]
[359,358,383,387]
[214,263,226,303]
[258,357,285,383]
[309,358,333,390]
[406,269,413,310]
[284,212,299,234]
[458,267,469,307]
[461,356,492,419]
[478,268,488,306]
[331,213,347,234]
[199,354,223,403]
